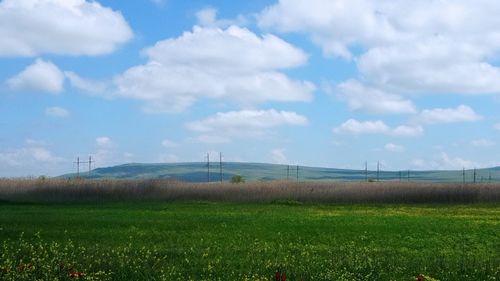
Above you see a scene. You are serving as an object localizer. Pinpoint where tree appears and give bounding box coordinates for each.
[231,175,245,183]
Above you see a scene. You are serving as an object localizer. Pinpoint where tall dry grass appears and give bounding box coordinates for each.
[0,178,499,204]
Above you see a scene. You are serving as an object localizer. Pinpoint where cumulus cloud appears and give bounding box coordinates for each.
[414,105,483,125]
[0,0,133,57]
[412,152,479,170]
[96,136,112,147]
[0,146,62,166]
[270,148,287,164]
[0,140,64,176]
[259,0,500,95]
[6,59,64,94]
[334,119,423,137]
[196,7,248,28]
[149,0,166,7]
[471,139,496,147]
[45,106,70,117]
[161,139,178,148]
[65,71,110,94]
[384,143,404,152]
[187,109,308,142]
[113,25,314,112]
[333,119,389,135]
[337,80,416,114]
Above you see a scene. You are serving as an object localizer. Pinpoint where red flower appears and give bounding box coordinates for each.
[415,274,425,281]
[281,274,287,281]
[275,271,281,278]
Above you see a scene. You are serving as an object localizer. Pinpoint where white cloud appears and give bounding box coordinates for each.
[471,139,496,147]
[0,0,133,57]
[6,59,64,94]
[0,142,63,167]
[159,154,179,163]
[192,135,231,144]
[391,125,424,137]
[65,71,109,94]
[415,105,483,125]
[439,152,474,170]
[384,143,404,152]
[161,139,178,148]
[96,136,112,147]
[149,0,166,7]
[258,0,500,95]
[113,25,314,112]
[187,109,308,142]
[196,7,248,28]
[46,106,70,117]
[334,119,423,137]
[337,80,417,114]
[494,123,500,130]
[333,119,389,135]
[270,148,287,164]
[411,152,477,170]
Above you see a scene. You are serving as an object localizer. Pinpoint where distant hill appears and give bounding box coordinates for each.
[59,162,500,183]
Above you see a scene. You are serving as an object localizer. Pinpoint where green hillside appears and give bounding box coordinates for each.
[60,162,500,183]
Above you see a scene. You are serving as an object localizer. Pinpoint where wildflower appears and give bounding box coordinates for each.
[275,271,281,278]
[281,273,287,281]
[415,274,425,281]
[69,271,86,278]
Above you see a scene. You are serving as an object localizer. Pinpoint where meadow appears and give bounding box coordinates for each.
[0,179,499,280]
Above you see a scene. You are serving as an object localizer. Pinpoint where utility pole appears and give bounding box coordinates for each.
[219,152,223,183]
[473,168,476,184]
[365,161,368,182]
[296,165,299,182]
[377,161,380,182]
[407,170,410,182]
[206,153,210,183]
[74,157,80,178]
[462,168,465,184]
[88,156,94,177]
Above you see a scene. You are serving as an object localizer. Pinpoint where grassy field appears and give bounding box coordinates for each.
[0,201,498,281]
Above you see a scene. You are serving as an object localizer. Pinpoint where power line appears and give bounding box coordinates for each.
[365,161,368,182]
[377,161,380,182]
[206,153,210,183]
[219,152,223,183]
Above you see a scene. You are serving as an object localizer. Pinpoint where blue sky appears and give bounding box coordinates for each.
[1,0,500,177]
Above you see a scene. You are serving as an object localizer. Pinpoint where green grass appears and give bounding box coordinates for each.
[0,202,498,280]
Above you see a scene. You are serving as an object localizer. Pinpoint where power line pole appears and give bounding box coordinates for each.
[296,165,299,182]
[73,157,80,178]
[88,156,94,177]
[462,168,465,184]
[365,161,368,182]
[473,168,476,184]
[287,165,290,180]
[219,152,223,183]
[377,161,380,182]
[206,153,210,183]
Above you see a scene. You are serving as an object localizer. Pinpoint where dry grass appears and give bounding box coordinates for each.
[0,178,499,203]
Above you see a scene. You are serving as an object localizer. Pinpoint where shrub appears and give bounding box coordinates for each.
[231,175,245,183]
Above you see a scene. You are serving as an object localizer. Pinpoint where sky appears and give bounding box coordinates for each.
[1,0,500,177]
